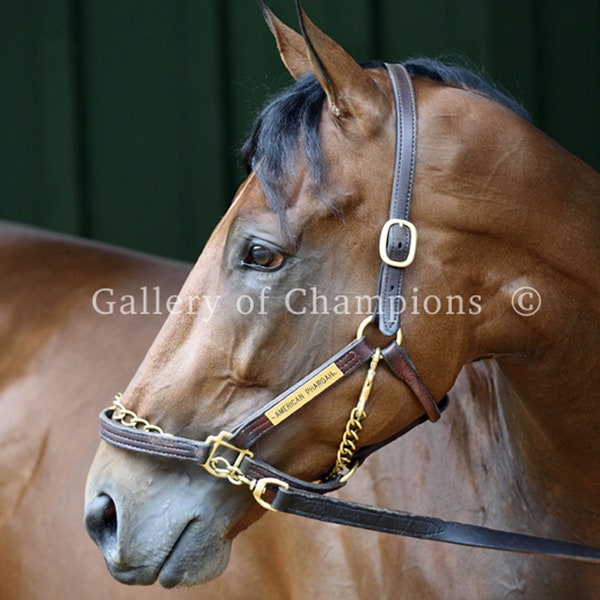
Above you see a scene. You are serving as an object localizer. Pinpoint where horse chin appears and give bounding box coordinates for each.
[155,521,232,588]
[152,502,265,587]
[104,518,232,588]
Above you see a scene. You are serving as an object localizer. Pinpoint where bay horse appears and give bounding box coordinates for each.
[84,1,599,597]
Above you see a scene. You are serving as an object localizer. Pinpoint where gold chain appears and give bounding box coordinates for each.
[328,347,382,480]
[109,393,166,435]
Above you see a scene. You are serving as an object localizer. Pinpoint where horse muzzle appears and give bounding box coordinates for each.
[84,447,240,587]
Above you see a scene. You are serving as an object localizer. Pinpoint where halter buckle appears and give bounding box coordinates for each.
[379,218,417,268]
[201,431,254,481]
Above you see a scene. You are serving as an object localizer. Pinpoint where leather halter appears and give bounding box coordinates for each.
[97,64,600,563]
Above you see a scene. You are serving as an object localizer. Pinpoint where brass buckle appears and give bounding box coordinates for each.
[379,218,417,268]
[201,431,254,481]
[200,433,289,512]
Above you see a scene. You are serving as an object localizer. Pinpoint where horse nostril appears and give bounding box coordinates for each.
[103,498,117,535]
[85,494,118,548]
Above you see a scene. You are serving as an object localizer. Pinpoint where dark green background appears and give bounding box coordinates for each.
[2,0,598,261]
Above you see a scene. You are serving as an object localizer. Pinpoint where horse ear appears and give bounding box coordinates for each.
[258,0,312,80]
[295,0,386,121]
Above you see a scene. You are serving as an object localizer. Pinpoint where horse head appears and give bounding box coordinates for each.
[84,0,600,589]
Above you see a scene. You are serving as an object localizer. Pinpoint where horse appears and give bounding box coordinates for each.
[84,1,600,597]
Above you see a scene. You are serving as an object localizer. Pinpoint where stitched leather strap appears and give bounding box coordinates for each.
[100,410,211,463]
[230,336,374,448]
[381,342,441,421]
[99,336,376,463]
[99,393,449,472]
[270,486,600,563]
[377,63,417,336]
[99,335,443,464]
[99,389,449,494]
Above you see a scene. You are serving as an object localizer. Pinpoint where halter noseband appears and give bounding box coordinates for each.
[96,65,600,563]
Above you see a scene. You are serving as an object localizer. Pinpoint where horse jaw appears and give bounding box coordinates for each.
[84,443,258,588]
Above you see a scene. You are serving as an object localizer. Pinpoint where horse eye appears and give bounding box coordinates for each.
[243,244,285,270]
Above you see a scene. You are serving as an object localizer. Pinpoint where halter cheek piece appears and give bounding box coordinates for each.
[98,64,600,563]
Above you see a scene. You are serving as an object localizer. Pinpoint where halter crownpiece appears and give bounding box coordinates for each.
[377,63,418,337]
[97,64,600,563]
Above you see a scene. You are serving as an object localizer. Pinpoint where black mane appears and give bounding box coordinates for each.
[241,58,530,219]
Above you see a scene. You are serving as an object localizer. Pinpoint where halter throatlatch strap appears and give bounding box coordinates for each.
[382,342,441,422]
[377,63,418,337]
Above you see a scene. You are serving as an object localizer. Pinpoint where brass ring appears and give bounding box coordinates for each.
[356,315,403,347]
[355,315,374,339]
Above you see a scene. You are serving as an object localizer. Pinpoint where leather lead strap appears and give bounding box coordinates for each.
[377,64,418,337]
[270,486,600,563]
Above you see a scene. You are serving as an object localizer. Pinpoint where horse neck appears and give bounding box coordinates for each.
[416,85,600,516]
